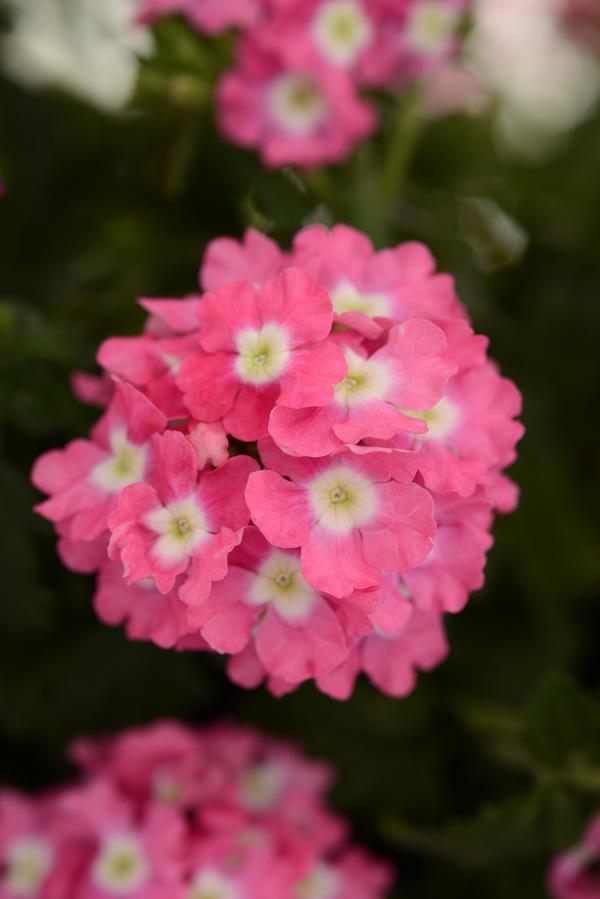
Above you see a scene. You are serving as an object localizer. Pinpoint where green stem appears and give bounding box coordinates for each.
[380,88,423,209]
[304,168,337,210]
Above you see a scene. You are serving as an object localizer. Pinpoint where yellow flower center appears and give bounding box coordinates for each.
[175,516,192,536]
[329,486,349,504]
[274,571,293,588]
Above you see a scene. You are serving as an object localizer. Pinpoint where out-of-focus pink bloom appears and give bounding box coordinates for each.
[0,721,394,897]
[549,814,600,899]
[217,35,376,167]
[200,229,287,292]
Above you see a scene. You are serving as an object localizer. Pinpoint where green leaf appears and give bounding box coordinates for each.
[524,673,600,768]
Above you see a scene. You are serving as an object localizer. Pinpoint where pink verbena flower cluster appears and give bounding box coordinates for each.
[139,0,468,166]
[0,720,392,899]
[32,224,523,699]
[548,813,600,899]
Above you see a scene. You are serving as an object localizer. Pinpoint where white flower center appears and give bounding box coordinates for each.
[405,1,461,56]
[309,464,376,534]
[329,281,391,318]
[187,869,239,899]
[312,0,373,66]
[92,429,147,493]
[145,496,208,563]
[240,763,284,812]
[403,396,458,440]
[3,838,53,897]
[92,834,149,895]
[249,550,319,621]
[334,349,391,408]
[295,862,340,899]
[235,323,291,385]
[269,74,328,135]
[161,351,182,374]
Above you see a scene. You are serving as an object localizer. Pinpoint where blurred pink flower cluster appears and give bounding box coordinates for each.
[32,224,523,699]
[140,0,468,165]
[0,719,392,898]
[548,814,600,899]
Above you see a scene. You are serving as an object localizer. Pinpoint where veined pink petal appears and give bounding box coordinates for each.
[178,527,242,609]
[201,229,285,291]
[258,269,333,346]
[224,384,279,441]
[255,601,349,683]
[278,340,347,409]
[197,454,259,532]
[269,404,345,457]
[362,481,435,573]
[333,398,425,445]
[187,566,256,649]
[198,281,261,352]
[245,470,313,547]
[177,351,239,421]
[301,529,381,598]
[151,430,198,504]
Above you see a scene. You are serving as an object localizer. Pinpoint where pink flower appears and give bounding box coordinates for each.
[97,333,199,420]
[394,359,524,496]
[217,36,376,167]
[1,722,393,897]
[184,832,297,899]
[139,297,201,337]
[93,561,192,648]
[108,430,258,602]
[57,781,185,898]
[549,815,600,899]
[184,526,368,684]
[32,384,166,545]
[33,224,523,700]
[295,848,393,899]
[403,490,494,613]
[177,268,347,440]
[254,0,402,87]
[395,0,468,80]
[270,318,456,456]
[318,605,449,699]
[0,793,63,899]
[200,229,287,292]
[246,439,435,597]
[139,0,260,34]
[291,224,465,335]
[71,371,114,408]
[71,721,209,809]
[188,422,229,469]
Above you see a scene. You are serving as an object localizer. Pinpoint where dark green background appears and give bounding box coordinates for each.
[1,18,600,898]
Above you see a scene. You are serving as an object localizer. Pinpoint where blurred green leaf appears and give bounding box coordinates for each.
[524,673,600,769]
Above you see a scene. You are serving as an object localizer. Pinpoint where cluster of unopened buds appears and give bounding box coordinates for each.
[548,813,600,899]
[33,224,523,699]
[0,720,391,898]
[141,0,468,165]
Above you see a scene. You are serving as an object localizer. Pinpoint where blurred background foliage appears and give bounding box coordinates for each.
[1,14,600,899]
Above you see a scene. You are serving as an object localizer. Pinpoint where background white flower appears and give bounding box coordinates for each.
[467,0,600,156]
[2,0,153,111]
